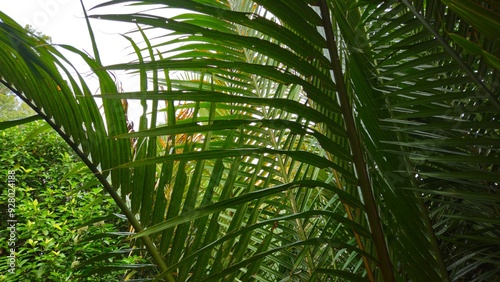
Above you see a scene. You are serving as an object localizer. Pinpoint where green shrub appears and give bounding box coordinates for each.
[0,122,137,281]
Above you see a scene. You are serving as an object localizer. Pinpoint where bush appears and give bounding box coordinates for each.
[0,122,137,281]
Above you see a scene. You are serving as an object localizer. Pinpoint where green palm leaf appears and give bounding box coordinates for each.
[1,0,498,281]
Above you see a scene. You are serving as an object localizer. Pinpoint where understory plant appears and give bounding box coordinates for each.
[0,122,137,281]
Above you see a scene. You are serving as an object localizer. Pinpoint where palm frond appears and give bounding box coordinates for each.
[1,0,498,280]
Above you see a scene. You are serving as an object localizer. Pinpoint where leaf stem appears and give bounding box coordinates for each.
[317,1,395,281]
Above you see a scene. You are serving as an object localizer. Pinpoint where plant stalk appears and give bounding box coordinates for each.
[317,1,395,281]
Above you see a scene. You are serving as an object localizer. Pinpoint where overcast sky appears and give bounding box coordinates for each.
[0,0,164,124]
[0,0,134,65]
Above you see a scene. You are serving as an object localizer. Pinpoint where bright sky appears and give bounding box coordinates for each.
[0,0,134,67]
[0,0,163,125]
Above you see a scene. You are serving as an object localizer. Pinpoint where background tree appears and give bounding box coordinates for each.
[0,84,35,122]
[24,24,52,43]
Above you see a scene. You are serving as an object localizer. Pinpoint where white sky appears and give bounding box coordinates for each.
[0,0,133,69]
[0,0,166,125]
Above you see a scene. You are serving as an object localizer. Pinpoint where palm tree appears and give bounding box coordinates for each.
[0,0,498,281]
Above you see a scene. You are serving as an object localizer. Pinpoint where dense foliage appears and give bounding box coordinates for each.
[0,123,137,281]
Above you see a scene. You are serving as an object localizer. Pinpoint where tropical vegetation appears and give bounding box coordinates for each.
[0,0,498,281]
[0,122,134,281]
